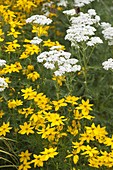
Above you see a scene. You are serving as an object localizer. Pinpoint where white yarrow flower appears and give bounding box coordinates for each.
[58,0,68,7]
[101,26,113,46]
[0,77,8,92]
[26,15,52,25]
[86,37,103,46]
[30,36,43,45]
[102,58,113,70]
[74,0,95,7]
[0,59,6,67]
[37,49,81,75]
[63,9,76,16]
[101,22,111,29]
[65,9,101,47]
[88,9,96,16]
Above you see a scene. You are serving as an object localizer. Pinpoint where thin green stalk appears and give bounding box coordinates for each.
[55,81,60,100]
[65,73,75,95]
[87,46,95,64]
[79,44,88,92]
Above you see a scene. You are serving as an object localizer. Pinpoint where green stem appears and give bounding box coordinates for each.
[87,46,95,64]
[65,73,74,95]
[55,81,60,100]
[79,44,88,93]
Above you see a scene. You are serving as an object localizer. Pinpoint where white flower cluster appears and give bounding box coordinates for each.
[86,37,103,46]
[30,36,43,45]
[101,22,113,46]
[37,49,81,76]
[0,77,8,92]
[74,0,95,7]
[102,58,113,70]
[63,9,76,16]
[26,15,52,25]
[58,0,68,7]
[0,59,6,66]
[65,9,102,47]
[0,59,7,92]
[42,2,54,16]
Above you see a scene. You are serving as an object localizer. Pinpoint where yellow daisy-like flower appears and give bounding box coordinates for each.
[0,110,4,118]
[52,98,67,111]
[21,86,37,100]
[19,150,32,163]
[19,122,34,135]
[40,147,58,161]
[76,99,93,115]
[0,122,12,136]
[18,161,31,170]
[8,99,23,108]
[27,71,40,82]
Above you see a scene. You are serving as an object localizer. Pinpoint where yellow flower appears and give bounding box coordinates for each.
[73,155,79,164]
[23,44,40,55]
[40,147,58,161]
[18,107,34,118]
[8,99,23,108]
[21,86,37,100]
[3,62,22,74]
[31,154,44,167]
[7,27,21,38]
[19,122,34,135]
[19,44,40,59]
[85,123,107,143]
[72,141,84,153]
[67,126,78,136]
[0,122,12,136]
[104,135,113,149]
[0,28,4,42]
[81,145,99,157]
[37,124,56,141]
[65,95,79,105]
[27,65,34,71]
[5,77,11,83]
[32,25,49,37]
[43,39,55,47]
[88,157,100,168]
[0,97,3,102]
[5,40,20,52]
[73,109,83,120]
[52,75,66,86]
[0,110,4,118]
[52,98,67,111]
[80,132,94,143]
[34,93,51,110]
[76,99,93,115]
[15,0,36,13]
[43,39,65,50]
[19,150,32,163]
[47,113,66,126]
[18,161,31,170]
[27,71,40,81]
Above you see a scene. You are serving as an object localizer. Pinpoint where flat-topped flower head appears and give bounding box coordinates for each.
[101,24,113,46]
[86,37,103,46]
[26,15,52,25]
[0,77,8,92]
[74,0,95,7]
[101,22,111,29]
[102,58,113,70]
[65,9,102,47]
[63,9,77,16]
[30,36,43,45]
[58,0,68,7]
[0,59,6,66]
[37,49,81,76]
